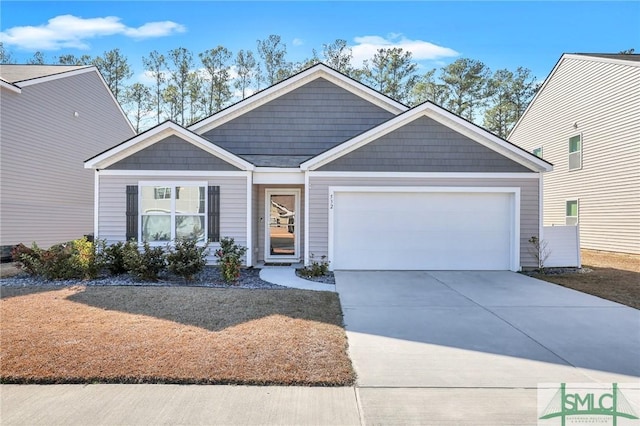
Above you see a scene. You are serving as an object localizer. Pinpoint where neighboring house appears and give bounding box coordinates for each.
[85,64,551,271]
[509,53,640,254]
[0,65,135,254]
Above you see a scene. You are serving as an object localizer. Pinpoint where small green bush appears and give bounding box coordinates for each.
[11,243,44,277]
[214,237,247,284]
[298,253,330,277]
[123,241,166,281]
[167,237,209,282]
[103,241,128,275]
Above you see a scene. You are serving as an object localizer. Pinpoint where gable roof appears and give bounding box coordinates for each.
[508,53,640,139]
[0,65,92,84]
[302,101,553,173]
[84,121,254,171]
[188,63,408,134]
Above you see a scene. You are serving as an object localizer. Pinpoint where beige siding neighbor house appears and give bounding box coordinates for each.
[86,64,551,271]
[0,65,135,254]
[509,53,640,254]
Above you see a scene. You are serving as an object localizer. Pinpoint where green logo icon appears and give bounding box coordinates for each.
[539,383,639,426]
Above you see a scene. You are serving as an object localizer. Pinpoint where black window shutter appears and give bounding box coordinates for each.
[208,186,220,242]
[126,185,138,241]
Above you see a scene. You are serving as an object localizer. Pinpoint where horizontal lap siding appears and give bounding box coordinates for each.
[308,176,539,268]
[510,57,640,254]
[98,174,248,264]
[0,71,134,248]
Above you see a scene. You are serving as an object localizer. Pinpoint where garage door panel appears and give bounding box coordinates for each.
[332,191,513,270]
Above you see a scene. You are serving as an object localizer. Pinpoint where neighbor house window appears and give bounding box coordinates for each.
[140,183,206,243]
[532,147,543,158]
[568,135,582,170]
[566,200,579,225]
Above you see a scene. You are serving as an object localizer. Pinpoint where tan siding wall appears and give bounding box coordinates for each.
[0,71,134,248]
[510,57,640,254]
[255,184,305,263]
[98,174,248,264]
[308,175,540,268]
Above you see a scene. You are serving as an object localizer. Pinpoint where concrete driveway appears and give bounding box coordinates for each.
[336,271,640,425]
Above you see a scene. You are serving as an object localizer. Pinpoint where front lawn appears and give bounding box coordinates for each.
[532,249,639,309]
[0,286,355,385]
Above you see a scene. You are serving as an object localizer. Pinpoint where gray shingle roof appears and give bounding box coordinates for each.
[573,53,640,62]
[0,65,90,83]
[239,155,312,168]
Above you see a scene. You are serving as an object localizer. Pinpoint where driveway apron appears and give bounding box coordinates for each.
[336,270,640,425]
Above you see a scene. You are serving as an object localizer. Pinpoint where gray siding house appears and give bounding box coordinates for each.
[86,64,551,271]
[509,54,640,254]
[0,65,135,252]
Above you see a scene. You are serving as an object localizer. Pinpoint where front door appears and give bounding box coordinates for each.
[265,189,300,262]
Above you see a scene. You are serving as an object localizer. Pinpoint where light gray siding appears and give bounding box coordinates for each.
[307,175,540,268]
[97,174,248,264]
[255,184,305,263]
[510,56,640,254]
[202,78,395,157]
[0,70,134,248]
[319,116,531,172]
[107,135,240,171]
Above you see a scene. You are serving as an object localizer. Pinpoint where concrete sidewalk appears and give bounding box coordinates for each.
[259,266,336,292]
[0,385,361,426]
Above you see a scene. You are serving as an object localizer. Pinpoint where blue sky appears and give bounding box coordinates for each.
[1,1,639,83]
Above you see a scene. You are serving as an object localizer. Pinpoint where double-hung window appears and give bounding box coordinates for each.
[566,200,579,226]
[140,183,206,243]
[568,135,582,170]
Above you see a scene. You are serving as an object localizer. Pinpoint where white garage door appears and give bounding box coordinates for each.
[331,189,516,270]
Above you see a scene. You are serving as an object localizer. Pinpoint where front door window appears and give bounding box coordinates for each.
[267,192,297,258]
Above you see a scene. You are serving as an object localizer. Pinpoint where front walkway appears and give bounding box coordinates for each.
[259,266,336,292]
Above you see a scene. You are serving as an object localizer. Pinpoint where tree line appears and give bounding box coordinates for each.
[1,37,539,137]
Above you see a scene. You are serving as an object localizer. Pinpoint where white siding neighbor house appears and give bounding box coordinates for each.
[86,64,552,271]
[0,65,135,254]
[509,53,640,254]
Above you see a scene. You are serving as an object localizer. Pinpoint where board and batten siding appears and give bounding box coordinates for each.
[510,56,640,254]
[0,70,134,248]
[307,175,540,268]
[97,174,248,264]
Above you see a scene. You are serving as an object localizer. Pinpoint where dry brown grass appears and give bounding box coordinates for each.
[533,249,640,309]
[0,286,355,385]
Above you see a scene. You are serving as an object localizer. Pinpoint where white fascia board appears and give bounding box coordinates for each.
[309,171,541,179]
[98,169,250,177]
[302,102,552,172]
[253,170,305,184]
[188,64,406,134]
[328,185,521,194]
[0,80,21,93]
[85,122,254,171]
[13,66,94,87]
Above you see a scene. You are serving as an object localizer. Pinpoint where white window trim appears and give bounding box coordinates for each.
[139,181,208,245]
[565,199,579,225]
[568,134,582,171]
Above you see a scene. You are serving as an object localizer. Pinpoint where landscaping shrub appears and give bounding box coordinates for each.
[11,237,104,280]
[167,237,209,282]
[214,237,247,284]
[298,253,330,278]
[123,241,166,281]
[103,241,128,275]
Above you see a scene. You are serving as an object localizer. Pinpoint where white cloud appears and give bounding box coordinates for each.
[351,34,458,66]
[292,38,304,47]
[0,14,186,51]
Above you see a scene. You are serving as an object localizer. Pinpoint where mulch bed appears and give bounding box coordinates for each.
[0,286,355,386]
